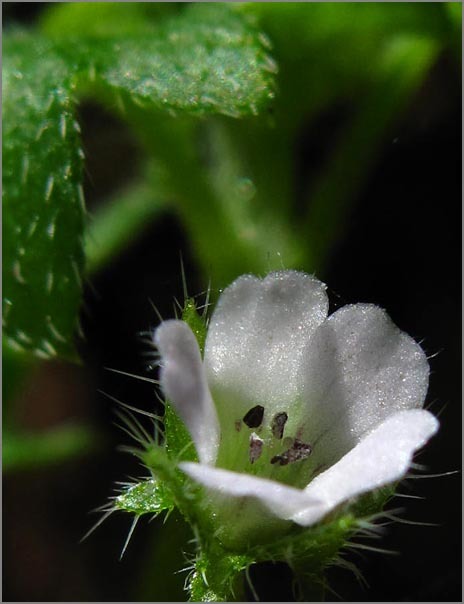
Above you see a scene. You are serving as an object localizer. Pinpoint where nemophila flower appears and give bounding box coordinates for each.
[154,270,438,549]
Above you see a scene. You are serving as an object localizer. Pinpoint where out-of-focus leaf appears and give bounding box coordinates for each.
[3,423,96,471]
[40,2,178,38]
[445,3,462,32]
[3,33,85,361]
[3,4,277,360]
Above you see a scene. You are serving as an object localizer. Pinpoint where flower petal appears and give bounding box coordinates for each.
[180,461,325,521]
[204,270,329,426]
[155,320,220,465]
[296,304,430,466]
[293,409,439,525]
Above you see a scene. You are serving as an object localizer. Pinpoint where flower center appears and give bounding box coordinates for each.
[240,405,312,466]
[217,404,317,489]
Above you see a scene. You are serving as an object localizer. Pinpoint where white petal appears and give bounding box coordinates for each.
[297,304,430,465]
[155,320,220,465]
[292,409,439,525]
[204,270,329,427]
[180,461,325,521]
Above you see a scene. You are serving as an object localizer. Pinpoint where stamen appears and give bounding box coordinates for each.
[243,405,264,429]
[234,420,242,432]
[249,432,263,464]
[270,438,312,466]
[271,412,288,439]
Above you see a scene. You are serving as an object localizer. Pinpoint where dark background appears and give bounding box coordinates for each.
[3,3,461,602]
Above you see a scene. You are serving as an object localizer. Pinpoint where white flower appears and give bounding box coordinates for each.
[154,271,438,546]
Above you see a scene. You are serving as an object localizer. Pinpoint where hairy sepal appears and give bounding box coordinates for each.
[115,478,175,517]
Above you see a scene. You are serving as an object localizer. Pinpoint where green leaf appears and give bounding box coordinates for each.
[3,32,85,361]
[114,478,175,516]
[55,3,276,119]
[3,5,276,362]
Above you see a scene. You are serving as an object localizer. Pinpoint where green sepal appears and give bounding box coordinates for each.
[183,482,395,600]
[182,297,208,356]
[114,478,175,516]
[348,483,395,517]
[141,443,197,511]
[164,403,198,463]
[163,296,207,462]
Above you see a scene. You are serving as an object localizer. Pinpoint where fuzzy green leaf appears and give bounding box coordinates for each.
[51,3,276,118]
[115,478,175,516]
[3,32,85,361]
[3,5,275,361]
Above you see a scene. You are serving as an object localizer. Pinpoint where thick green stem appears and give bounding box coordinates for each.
[120,107,302,289]
[188,543,249,602]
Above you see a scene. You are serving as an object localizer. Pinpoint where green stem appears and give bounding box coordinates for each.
[205,118,305,273]
[188,543,249,602]
[122,108,301,289]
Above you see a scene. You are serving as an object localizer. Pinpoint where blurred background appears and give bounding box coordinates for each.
[3,3,461,601]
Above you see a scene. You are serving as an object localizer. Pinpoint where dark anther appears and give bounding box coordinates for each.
[271,412,288,439]
[243,405,265,429]
[270,438,312,466]
[249,432,264,464]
